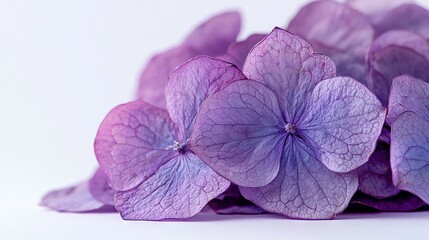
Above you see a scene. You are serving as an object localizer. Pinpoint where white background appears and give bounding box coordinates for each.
[1,0,429,239]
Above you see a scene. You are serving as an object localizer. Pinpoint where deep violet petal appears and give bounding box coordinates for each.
[138,11,240,109]
[368,30,429,106]
[166,56,246,142]
[240,140,358,220]
[351,191,427,212]
[374,4,429,39]
[288,0,373,84]
[190,80,285,187]
[208,184,266,215]
[357,142,400,198]
[41,179,115,213]
[88,168,116,206]
[390,112,429,203]
[219,34,266,70]
[115,153,230,220]
[243,28,336,122]
[387,75,429,125]
[301,77,386,172]
[94,100,178,191]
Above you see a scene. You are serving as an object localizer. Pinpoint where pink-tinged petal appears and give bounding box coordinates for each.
[184,11,241,56]
[390,112,429,203]
[138,11,241,109]
[88,168,115,206]
[166,56,246,142]
[375,4,429,38]
[219,34,266,70]
[387,75,429,125]
[288,0,373,84]
[368,30,429,106]
[301,77,386,172]
[94,101,178,191]
[357,142,400,198]
[352,191,427,212]
[243,28,336,121]
[208,184,266,214]
[241,141,358,220]
[190,80,285,187]
[41,180,115,213]
[115,153,230,220]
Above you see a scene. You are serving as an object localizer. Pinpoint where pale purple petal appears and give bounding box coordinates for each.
[184,11,241,56]
[94,101,177,191]
[166,56,246,142]
[288,0,373,84]
[190,80,285,187]
[368,30,429,105]
[301,77,386,172]
[219,34,265,70]
[41,181,115,213]
[352,191,427,211]
[240,141,358,220]
[390,112,429,203]
[115,153,230,220]
[88,168,115,206]
[346,0,412,25]
[387,75,429,124]
[243,28,336,121]
[375,4,429,38]
[138,11,240,109]
[357,142,400,198]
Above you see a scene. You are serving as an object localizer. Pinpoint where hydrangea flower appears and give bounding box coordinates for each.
[190,28,386,219]
[94,56,246,220]
[40,169,116,212]
[138,11,241,109]
[387,75,429,204]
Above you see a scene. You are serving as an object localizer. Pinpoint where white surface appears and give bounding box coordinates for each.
[1,0,429,239]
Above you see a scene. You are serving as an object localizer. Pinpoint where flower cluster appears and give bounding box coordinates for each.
[41,0,429,220]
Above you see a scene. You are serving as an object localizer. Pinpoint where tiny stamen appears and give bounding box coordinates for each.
[285,123,296,134]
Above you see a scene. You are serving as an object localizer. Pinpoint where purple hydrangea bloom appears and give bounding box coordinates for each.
[40,169,116,212]
[219,34,265,70]
[94,56,247,220]
[387,75,429,204]
[190,28,386,219]
[367,30,429,106]
[138,12,241,109]
[287,0,374,85]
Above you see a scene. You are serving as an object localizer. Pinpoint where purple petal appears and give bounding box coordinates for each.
[166,56,246,142]
[346,0,412,24]
[288,0,373,84]
[390,112,429,203]
[368,30,429,105]
[115,153,230,220]
[357,142,400,198]
[190,80,285,187]
[301,77,386,172]
[41,180,114,213]
[375,4,429,38]
[240,141,358,220]
[243,28,336,121]
[88,168,115,206]
[219,34,266,70]
[387,75,429,124]
[352,191,426,212]
[184,11,241,56]
[208,184,266,214]
[94,100,177,191]
[138,11,241,109]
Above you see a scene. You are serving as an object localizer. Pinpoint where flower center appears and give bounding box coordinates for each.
[168,140,188,154]
[285,123,296,134]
